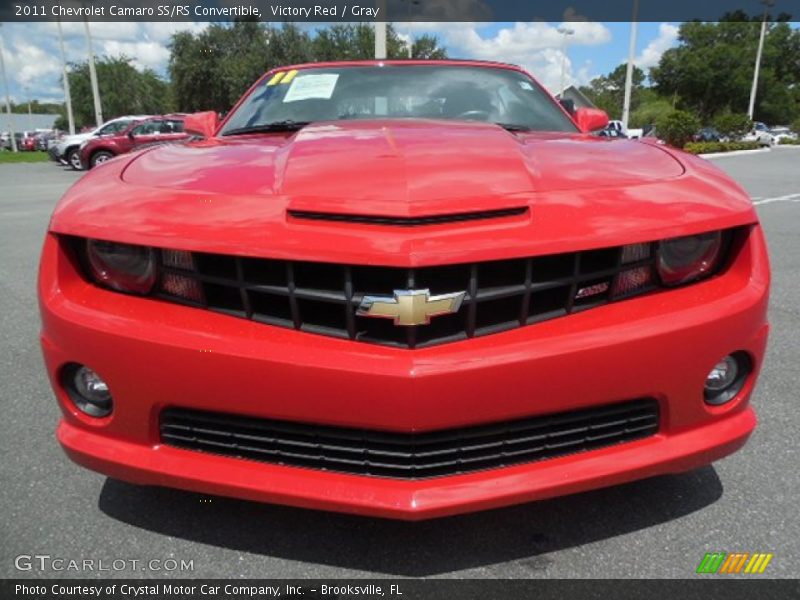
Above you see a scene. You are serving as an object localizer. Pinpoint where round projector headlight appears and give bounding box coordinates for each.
[86,239,156,295]
[658,231,723,286]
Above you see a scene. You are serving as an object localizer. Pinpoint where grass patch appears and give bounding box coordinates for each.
[683,141,762,155]
[0,151,51,164]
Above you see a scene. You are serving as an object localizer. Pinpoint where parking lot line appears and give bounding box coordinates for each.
[753,193,800,206]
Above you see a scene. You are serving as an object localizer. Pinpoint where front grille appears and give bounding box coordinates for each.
[154,243,659,348]
[160,399,659,479]
[288,207,528,226]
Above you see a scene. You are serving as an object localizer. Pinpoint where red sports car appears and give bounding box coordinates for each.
[38,60,770,520]
[78,115,189,169]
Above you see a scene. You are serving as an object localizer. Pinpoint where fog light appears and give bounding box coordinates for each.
[704,352,751,405]
[63,364,113,417]
[706,356,738,392]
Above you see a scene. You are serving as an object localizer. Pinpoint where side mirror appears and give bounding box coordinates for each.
[184,111,219,139]
[574,108,610,133]
[128,131,135,140]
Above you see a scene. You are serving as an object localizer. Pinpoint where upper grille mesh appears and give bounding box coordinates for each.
[153,244,659,348]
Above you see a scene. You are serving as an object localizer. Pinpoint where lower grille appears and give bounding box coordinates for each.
[160,399,659,479]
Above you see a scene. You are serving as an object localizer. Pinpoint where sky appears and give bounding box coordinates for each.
[0,20,682,105]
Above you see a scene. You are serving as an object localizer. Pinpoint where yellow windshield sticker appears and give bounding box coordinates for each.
[266,72,285,86]
[281,69,298,84]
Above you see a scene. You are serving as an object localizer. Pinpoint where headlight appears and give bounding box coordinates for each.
[86,239,156,295]
[657,231,723,286]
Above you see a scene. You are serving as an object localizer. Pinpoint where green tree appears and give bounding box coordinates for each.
[311,24,445,60]
[9,100,64,114]
[312,24,377,60]
[578,63,646,120]
[169,20,278,113]
[170,22,446,113]
[629,89,675,128]
[410,35,448,59]
[656,110,701,148]
[267,23,313,66]
[67,56,170,128]
[712,112,752,138]
[651,18,800,123]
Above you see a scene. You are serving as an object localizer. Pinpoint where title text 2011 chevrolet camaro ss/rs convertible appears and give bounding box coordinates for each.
[38,60,770,519]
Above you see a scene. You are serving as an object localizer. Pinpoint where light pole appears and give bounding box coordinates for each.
[748,0,775,120]
[374,0,387,59]
[0,23,17,152]
[621,0,639,130]
[557,27,575,97]
[57,19,76,135]
[83,16,103,126]
[25,85,33,130]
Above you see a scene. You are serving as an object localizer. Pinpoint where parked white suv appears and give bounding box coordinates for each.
[770,126,798,144]
[741,121,775,147]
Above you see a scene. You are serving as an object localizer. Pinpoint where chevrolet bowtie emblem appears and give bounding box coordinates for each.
[357,289,466,326]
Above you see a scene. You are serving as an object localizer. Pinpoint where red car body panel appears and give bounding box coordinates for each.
[53,129,752,266]
[39,60,770,519]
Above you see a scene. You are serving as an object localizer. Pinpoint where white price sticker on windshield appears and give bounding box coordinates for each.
[283,74,339,103]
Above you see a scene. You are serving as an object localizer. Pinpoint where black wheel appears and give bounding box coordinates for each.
[67,148,83,170]
[90,150,114,168]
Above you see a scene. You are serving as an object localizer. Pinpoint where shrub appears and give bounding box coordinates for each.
[629,97,674,130]
[656,110,701,148]
[683,141,761,155]
[791,117,800,135]
[712,112,753,139]
[778,138,800,145]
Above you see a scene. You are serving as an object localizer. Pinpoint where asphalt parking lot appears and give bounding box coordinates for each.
[1,149,798,579]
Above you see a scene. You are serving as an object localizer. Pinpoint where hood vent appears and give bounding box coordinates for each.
[287,207,528,226]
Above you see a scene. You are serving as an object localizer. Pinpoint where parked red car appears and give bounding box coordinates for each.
[20,131,38,151]
[39,60,769,520]
[78,115,189,169]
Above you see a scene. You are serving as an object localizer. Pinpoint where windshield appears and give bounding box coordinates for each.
[220,65,577,135]
[96,120,133,136]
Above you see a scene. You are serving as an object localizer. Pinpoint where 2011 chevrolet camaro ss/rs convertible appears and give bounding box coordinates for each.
[38,60,770,520]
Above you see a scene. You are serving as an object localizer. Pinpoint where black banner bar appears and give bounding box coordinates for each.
[2,580,800,600]
[2,0,799,23]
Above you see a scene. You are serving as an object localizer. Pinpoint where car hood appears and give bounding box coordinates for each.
[121,120,685,213]
[52,120,757,265]
[59,132,93,147]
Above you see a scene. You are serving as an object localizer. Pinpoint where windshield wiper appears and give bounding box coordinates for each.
[495,123,533,132]
[222,120,311,136]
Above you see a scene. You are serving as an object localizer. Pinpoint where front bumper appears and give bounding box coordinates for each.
[39,227,770,519]
[50,145,66,163]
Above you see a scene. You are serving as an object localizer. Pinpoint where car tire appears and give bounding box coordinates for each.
[90,151,114,168]
[67,148,83,171]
